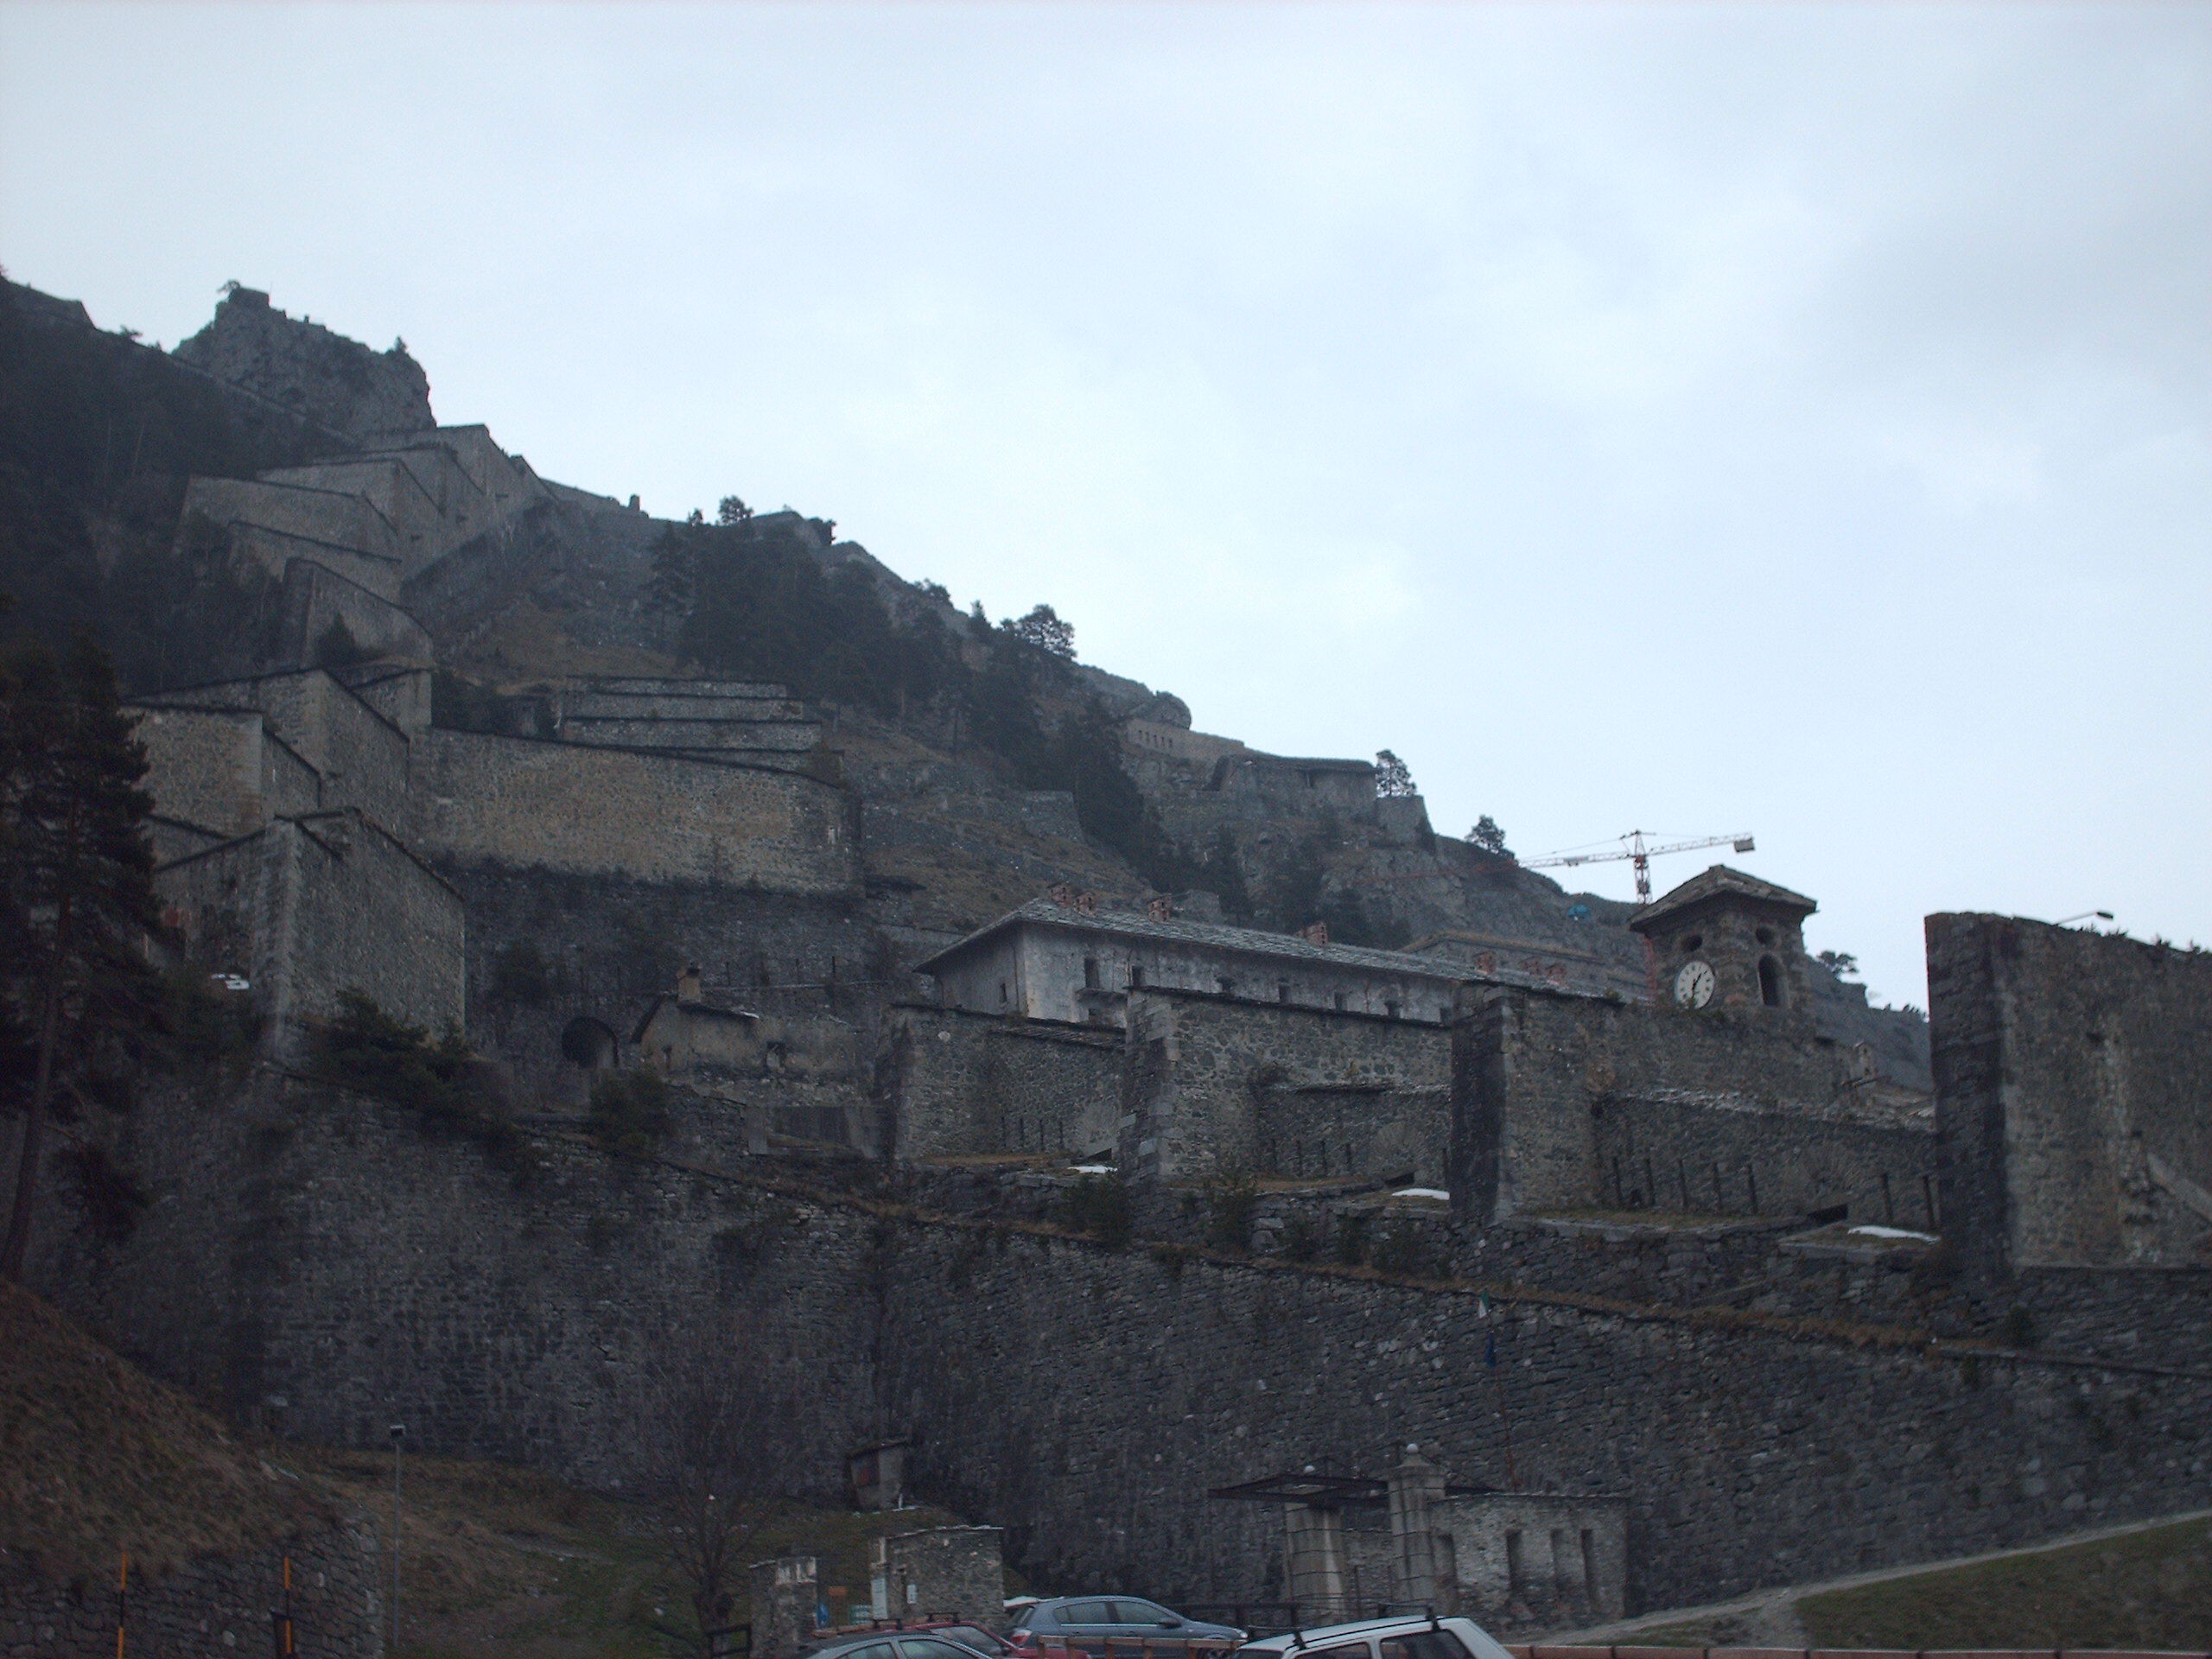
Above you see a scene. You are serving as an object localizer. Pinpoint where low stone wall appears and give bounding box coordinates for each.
[0,1520,381,1659]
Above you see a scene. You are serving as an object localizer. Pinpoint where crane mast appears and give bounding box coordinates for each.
[1520,830,1757,904]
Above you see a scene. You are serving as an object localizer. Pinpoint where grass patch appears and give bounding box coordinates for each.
[289,1445,994,1659]
[1796,1515,2212,1647]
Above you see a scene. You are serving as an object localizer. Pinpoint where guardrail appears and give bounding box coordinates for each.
[1500,1649,2212,1659]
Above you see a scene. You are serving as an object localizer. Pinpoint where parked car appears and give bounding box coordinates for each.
[1008,1597,1245,1654]
[802,1627,1006,1659]
[1230,1612,1513,1659]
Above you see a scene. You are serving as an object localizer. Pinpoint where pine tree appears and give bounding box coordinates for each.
[0,630,162,1281]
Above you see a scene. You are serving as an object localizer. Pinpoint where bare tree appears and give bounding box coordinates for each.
[642,1338,789,1656]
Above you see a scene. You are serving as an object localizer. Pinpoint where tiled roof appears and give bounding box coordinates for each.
[1629,865,1816,931]
[918,897,1530,985]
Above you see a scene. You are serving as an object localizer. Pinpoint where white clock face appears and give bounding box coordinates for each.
[1674,960,1716,1008]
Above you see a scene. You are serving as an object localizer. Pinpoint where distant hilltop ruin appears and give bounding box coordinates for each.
[174,283,435,441]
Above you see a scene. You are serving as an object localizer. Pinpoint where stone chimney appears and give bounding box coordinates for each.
[677,965,705,1006]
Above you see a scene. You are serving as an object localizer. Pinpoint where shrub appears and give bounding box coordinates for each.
[587,1069,674,1159]
[1334,1211,1372,1268]
[1205,1171,1260,1253]
[1058,1173,1134,1250]
[308,990,527,1168]
[1372,1224,1441,1279]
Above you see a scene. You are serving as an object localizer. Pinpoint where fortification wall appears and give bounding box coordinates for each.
[188,477,404,569]
[1929,913,2212,1277]
[1453,988,1882,1224]
[157,811,465,1058]
[35,1084,2212,1625]
[1592,1092,1937,1224]
[0,1521,381,1659]
[130,705,321,837]
[272,552,434,669]
[1122,993,1451,1184]
[225,517,407,601]
[453,868,891,1106]
[556,715,820,758]
[885,1006,1123,1160]
[412,730,857,895]
[155,670,413,834]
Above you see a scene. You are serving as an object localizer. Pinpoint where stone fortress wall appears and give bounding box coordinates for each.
[1121,991,1454,1186]
[0,1519,383,1659]
[882,1004,1125,1162]
[157,808,467,1061]
[411,726,857,893]
[1931,912,2212,1278]
[32,1044,2212,1632]
[1453,984,1935,1226]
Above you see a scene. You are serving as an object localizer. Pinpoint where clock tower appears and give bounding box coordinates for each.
[1628,865,1817,1014]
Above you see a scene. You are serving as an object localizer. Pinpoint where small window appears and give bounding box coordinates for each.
[1129,964,1146,988]
[1384,999,1400,1019]
[1758,954,1784,1007]
[1332,991,1347,1011]
[1277,980,1291,1003]
[999,981,1009,1006]
[1681,934,1703,954]
[1217,976,1235,995]
[1755,925,1776,945]
[1381,1636,1471,1659]
[1083,956,1100,989]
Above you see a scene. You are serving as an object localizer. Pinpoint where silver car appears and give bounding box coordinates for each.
[1230,1613,1515,1659]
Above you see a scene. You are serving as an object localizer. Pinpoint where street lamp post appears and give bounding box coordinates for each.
[389,1424,406,1654]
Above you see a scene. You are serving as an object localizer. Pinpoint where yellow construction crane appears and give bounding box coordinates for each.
[1521,830,1756,905]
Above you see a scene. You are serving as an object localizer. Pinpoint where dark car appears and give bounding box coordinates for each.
[803,1630,1004,1659]
[1009,1597,1244,1654]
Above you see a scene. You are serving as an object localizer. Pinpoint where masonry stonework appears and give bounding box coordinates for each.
[1929,912,2212,1278]
[0,1522,382,1659]
[412,729,859,894]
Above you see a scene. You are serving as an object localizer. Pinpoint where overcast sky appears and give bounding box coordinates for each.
[5,2,2208,1005]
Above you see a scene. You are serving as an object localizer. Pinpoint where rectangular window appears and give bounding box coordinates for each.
[1380,1636,1469,1659]
[1217,976,1235,995]
[1277,981,1291,1003]
[1084,957,1100,988]
[1129,965,1146,988]
[1332,991,1347,1011]
[1505,1529,1526,1595]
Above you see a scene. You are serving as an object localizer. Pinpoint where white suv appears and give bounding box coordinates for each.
[1231,1615,1514,1659]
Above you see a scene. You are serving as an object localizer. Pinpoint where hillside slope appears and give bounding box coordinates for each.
[0,1281,333,1583]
